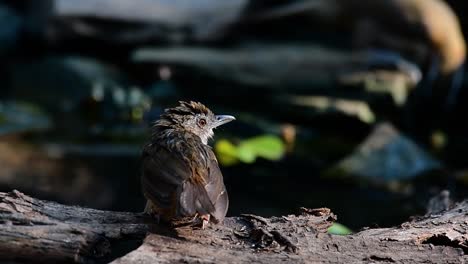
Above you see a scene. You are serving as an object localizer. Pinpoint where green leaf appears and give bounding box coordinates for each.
[214,139,239,166]
[236,144,256,163]
[328,223,353,235]
[215,135,285,166]
[239,135,285,161]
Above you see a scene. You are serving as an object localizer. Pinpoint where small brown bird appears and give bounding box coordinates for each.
[141,101,235,228]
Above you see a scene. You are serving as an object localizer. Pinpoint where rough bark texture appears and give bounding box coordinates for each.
[112,206,468,264]
[1,190,468,263]
[0,190,148,263]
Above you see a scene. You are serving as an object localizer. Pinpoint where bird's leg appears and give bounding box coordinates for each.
[144,201,160,224]
[200,214,210,229]
[188,213,210,229]
[191,213,200,223]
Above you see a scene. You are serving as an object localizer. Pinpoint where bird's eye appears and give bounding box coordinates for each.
[198,118,207,127]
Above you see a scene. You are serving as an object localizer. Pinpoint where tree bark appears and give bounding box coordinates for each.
[0,190,467,263]
[0,190,148,263]
[112,207,468,264]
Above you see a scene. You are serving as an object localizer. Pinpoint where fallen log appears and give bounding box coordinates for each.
[112,206,468,263]
[132,46,420,92]
[0,190,148,263]
[0,190,467,263]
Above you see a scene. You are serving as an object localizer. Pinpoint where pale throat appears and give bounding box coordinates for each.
[199,129,214,145]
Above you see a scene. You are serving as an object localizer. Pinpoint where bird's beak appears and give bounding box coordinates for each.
[213,115,236,128]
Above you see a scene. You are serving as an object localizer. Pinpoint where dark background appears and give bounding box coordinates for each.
[1,0,468,230]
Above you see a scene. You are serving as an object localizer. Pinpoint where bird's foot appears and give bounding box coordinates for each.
[201,214,210,230]
[189,214,210,229]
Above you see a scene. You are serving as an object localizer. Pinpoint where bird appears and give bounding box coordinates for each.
[141,101,235,229]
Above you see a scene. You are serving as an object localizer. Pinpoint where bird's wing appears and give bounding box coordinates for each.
[203,146,229,223]
[141,135,215,219]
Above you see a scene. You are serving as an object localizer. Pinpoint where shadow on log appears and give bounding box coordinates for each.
[0,190,467,263]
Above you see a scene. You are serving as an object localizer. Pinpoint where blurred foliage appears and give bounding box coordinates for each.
[9,56,125,109]
[431,130,447,151]
[215,135,285,166]
[328,223,353,235]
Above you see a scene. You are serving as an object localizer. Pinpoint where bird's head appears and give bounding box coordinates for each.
[156,101,235,144]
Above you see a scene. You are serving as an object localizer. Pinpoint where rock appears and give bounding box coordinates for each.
[0,101,51,136]
[330,122,441,181]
